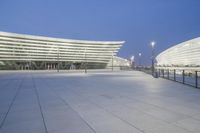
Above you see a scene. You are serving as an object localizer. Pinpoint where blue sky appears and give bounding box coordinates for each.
[0,0,200,65]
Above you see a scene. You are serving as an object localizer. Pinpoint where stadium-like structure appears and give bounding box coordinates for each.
[0,31,127,70]
[156,37,200,70]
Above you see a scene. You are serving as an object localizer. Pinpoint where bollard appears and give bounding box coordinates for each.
[163,69,164,78]
[159,69,160,77]
[167,69,169,79]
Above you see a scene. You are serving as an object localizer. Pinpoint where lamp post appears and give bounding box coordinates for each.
[111,52,114,71]
[151,41,155,76]
[138,53,142,68]
[57,47,60,72]
[84,48,87,73]
[130,55,134,69]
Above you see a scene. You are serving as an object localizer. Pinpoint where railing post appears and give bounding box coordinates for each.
[163,69,164,78]
[167,69,169,79]
[195,71,198,88]
[159,69,160,77]
[174,69,176,81]
[182,70,185,84]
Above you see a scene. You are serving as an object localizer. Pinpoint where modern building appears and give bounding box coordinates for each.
[0,31,125,70]
[156,37,200,70]
[107,56,131,70]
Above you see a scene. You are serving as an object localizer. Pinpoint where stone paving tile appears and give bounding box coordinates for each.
[35,80,96,133]
[174,118,200,133]
[0,113,5,125]
[68,102,142,133]
[2,110,42,126]
[109,96,189,123]
[105,105,168,132]
[192,113,200,121]
[0,119,45,133]
[43,107,95,133]
[81,95,168,132]
[57,90,142,133]
[148,124,192,133]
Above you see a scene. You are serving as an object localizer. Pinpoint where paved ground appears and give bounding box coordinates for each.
[0,70,200,133]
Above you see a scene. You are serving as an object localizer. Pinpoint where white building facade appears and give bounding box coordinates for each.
[156,37,200,70]
[0,31,124,70]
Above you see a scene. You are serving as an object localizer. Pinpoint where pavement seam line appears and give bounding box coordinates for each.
[32,75,48,133]
[0,77,24,129]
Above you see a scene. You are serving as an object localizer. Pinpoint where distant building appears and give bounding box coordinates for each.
[0,31,125,70]
[106,56,131,70]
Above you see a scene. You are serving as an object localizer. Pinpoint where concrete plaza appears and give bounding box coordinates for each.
[0,70,200,133]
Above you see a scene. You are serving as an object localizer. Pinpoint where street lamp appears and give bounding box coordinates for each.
[130,55,134,69]
[138,53,142,68]
[57,47,60,72]
[112,52,114,71]
[130,55,134,63]
[130,55,134,62]
[84,48,87,73]
[150,41,156,76]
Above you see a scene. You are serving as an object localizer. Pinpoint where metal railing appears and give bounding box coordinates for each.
[157,69,200,88]
[134,67,200,89]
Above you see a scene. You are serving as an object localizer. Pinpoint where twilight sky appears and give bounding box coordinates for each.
[0,0,200,65]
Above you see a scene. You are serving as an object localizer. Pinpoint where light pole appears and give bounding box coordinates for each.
[130,55,134,69]
[84,48,87,73]
[138,53,142,68]
[57,47,60,72]
[111,52,114,71]
[151,41,155,76]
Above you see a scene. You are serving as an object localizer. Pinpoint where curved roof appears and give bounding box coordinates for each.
[156,37,200,67]
[0,31,124,45]
[0,31,124,63]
